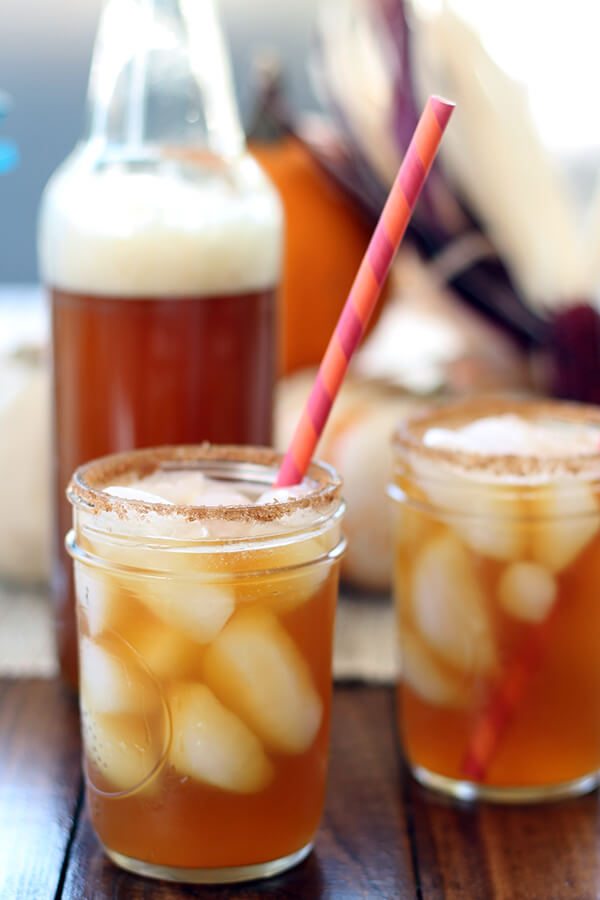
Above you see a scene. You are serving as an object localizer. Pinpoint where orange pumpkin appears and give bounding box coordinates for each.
[250,135,377,375]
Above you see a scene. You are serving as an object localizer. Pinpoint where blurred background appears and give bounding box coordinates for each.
[2,0,600,612]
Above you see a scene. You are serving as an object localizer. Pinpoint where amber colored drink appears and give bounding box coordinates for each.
[390,398,600,802]
[51,287,275,686]
[67,446,345,883]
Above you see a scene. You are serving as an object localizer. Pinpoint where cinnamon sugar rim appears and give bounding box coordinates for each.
[393,396,600,479]
[68,444,342,522]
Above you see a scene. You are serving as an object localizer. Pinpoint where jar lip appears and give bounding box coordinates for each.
[67,444,342,523]
[393,396,600,481]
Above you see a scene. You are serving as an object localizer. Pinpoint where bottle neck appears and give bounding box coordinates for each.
[83,0,245,159]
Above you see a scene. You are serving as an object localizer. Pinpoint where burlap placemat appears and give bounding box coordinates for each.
[0,585,57,677]
[0,585,396,683]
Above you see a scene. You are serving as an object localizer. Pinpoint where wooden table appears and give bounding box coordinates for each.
[2,679,599,899]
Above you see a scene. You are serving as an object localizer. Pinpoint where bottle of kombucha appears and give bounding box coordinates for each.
[38,0,283,686]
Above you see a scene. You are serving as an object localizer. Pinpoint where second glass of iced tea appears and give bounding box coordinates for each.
[390,397,600,802]
[66,445,345,883]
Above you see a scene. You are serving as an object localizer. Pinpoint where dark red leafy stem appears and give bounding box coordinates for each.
[312,0,546,349]
[548,303,600,404]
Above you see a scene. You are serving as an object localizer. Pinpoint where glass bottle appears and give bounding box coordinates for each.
[38,0,283,686]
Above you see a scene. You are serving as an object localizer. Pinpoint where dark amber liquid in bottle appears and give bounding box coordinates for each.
[51,287,276,686]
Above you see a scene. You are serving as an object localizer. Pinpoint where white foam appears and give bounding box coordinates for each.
[424,414,600,458]
[39,150,282,296]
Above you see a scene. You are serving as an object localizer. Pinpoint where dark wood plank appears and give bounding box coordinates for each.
[0,678,82,900]
[6,678,600,899]
[61,687,417,899]
[407,776,600,899]
[320,687,415,897]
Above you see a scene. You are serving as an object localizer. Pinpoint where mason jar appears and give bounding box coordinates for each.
[66,444,345,883]
[389,397,600,802]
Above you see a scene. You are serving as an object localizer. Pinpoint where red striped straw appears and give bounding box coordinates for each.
[275,95,455,487]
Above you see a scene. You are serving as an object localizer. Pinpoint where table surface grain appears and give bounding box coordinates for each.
[2,679,600,900]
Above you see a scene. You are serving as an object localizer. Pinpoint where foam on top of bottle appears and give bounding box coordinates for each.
[424,414,600,458]
[39,152,282,297]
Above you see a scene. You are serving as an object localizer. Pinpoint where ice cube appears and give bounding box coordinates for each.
[498,562,557,623]
[79,637,158,715]
[128,577,235,644]
[239,563,331,617]
[235,535,332,615]
[123,617,205,682]
[413,458,525,561]
[401,630,467,708]
[84,529,214,578]
[133,473,252,506]
[105,485,172,504]
[424,415,599,457]
[411,533,496,674]
[451,495,525,562]
[81,530,160,574]
[82,710,164,794]
[424,416,534,455]
[129,471,208,504]
[531,481,600,573]
[74,563,118,637]
[194,488,250,507]
[168,683,273,793]
[203,606,323,754]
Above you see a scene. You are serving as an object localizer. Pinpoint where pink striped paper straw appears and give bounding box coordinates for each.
[275,95,455,486]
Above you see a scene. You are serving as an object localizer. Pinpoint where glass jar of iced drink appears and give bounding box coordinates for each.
[389,398,600,802]
[38,0,283,686]
[66,445,345,882]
